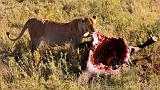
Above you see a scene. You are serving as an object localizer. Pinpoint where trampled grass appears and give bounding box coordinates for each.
[0,0,160,90]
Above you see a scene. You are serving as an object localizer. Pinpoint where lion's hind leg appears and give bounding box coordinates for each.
[30,37,42,66]
[30,36,42,54]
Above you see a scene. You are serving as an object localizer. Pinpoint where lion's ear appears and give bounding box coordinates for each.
[93,16,96,19]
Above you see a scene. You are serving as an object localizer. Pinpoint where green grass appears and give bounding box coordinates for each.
[0,0,160,90]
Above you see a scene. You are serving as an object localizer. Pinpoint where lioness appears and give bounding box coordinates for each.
[6,16,97,54]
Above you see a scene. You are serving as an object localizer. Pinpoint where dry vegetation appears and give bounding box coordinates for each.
[0,0,160,90]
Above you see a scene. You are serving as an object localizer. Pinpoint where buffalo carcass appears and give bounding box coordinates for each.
[78,31,157,82]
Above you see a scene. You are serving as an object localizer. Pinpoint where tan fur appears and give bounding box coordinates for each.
[6,16,97,54]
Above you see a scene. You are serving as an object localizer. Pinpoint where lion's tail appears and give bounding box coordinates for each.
[6,21,28,41]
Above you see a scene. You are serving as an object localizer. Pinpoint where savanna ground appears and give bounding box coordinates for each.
[0,0,160,90]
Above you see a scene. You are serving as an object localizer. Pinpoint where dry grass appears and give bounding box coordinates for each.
[0,0,160,90]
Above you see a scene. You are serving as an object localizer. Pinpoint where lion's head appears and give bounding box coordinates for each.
[78,16,97,37]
